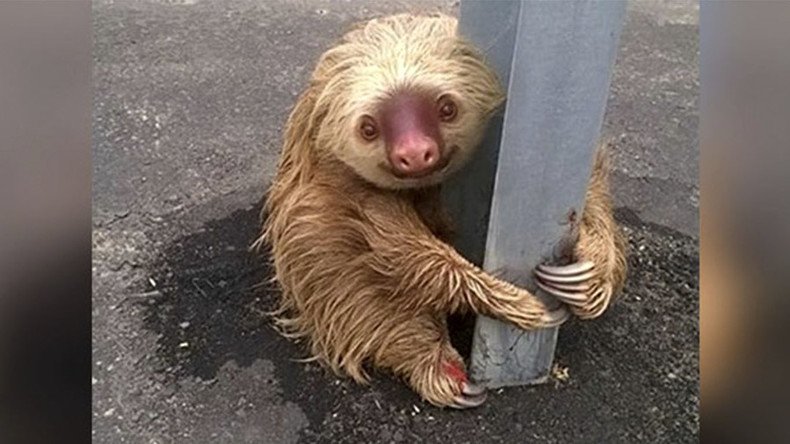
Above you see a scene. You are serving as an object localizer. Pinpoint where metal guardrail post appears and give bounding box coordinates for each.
[444,0,626,387]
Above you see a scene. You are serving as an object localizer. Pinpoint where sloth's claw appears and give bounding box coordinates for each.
[461,381,486,397]
[450,390,487,409]
[535,279,588,306]
[534,265,596,284]
[540,305,570,326]
[536,260,594,276]
[535,261,597,306]
[541,281,591,293]
[439,360,487,409]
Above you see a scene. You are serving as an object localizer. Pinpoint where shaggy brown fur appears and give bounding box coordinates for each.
[572,144,628,318]
[256,13,626,407]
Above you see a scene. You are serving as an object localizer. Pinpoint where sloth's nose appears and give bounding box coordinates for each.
[389,135,440,177]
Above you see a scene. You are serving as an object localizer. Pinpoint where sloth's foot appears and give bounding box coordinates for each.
[411,355,487,409]
[441,359,487,409]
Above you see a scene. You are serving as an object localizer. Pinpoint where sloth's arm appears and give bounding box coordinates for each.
[533,144,628,319]
[362,197,567,329]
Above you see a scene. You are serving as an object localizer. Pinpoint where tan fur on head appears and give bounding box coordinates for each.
[281,14,504,192]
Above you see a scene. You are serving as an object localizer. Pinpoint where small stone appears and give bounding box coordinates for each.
[103,407,116,417]
[179,321,190,329]
[178,342,189,348]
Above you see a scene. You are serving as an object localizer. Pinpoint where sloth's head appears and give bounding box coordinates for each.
[312,14,504,189]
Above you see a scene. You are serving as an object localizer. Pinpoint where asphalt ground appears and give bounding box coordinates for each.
[92,1,699,442]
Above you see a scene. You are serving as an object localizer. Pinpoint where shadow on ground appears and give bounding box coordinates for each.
[142,203,698,443]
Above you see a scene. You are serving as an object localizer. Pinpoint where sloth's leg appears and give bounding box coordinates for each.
[533,144,628,319]
[373,313,486,409]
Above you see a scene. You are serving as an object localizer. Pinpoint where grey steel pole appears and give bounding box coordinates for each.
[443,0,626,388]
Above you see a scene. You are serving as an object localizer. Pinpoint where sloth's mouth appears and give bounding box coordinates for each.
[379,145,457,181]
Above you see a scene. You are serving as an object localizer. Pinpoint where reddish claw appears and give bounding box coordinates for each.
[441,360,487,408]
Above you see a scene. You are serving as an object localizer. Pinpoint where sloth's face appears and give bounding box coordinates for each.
[314,16,504,190]
[343,88,477,189]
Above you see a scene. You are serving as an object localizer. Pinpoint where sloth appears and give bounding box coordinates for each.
[257,13,627,409]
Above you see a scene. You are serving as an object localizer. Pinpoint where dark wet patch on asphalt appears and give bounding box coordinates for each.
[141,203,698,442]
[142,204,272,381]
[140,202,417,431]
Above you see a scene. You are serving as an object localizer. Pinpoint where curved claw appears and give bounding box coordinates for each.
[540,305,570,326]
[535,279,589,306]
[534,267,596,285]
[461,381,486,397]
[538,281,590,292]
[450,391,487,409]
[537,261,594,276]
[572,287,609,319]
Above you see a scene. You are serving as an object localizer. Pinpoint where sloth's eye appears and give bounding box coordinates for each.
[438,95,458,122]
[358,115,379,141]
